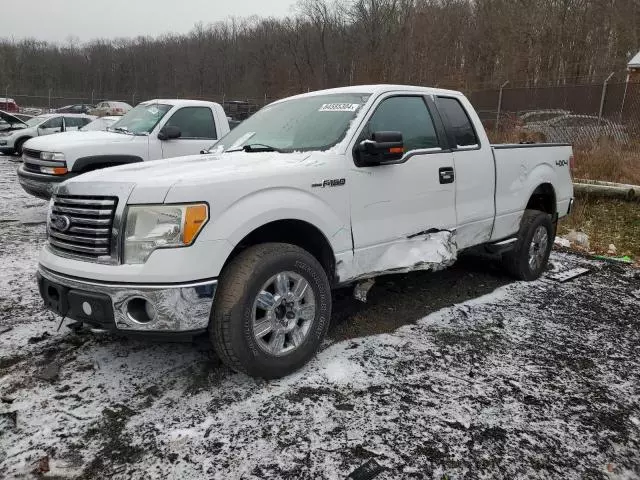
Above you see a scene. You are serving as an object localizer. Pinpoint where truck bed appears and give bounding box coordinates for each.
[490,143,574,241]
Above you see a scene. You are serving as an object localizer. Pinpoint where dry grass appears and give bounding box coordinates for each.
[572,143,640,185]
[558,194,640,260]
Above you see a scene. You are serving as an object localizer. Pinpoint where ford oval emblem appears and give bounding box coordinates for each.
[50,215,72,232]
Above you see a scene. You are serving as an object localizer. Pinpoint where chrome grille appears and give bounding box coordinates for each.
[48,195,118,259]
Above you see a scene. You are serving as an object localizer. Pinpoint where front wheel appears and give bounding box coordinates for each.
[503,209,554,281]
[210,243,331,379]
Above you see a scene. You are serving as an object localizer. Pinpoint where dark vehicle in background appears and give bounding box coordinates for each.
[55,104,95,114]
[223,100,260,120]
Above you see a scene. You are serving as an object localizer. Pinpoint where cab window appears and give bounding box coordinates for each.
[164,107,217,139]
[436,97,479,148]
[360,96,439,152]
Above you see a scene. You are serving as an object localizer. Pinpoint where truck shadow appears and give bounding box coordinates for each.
[329,253,513,342]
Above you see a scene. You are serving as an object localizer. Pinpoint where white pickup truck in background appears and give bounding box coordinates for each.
[36,85,574,379]
[17,99,230,199]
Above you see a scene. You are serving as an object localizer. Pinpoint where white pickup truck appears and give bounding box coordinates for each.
[17,99,230,199]
[36,85,574,378]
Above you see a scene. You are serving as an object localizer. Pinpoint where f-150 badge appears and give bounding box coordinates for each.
[312,178,346,188]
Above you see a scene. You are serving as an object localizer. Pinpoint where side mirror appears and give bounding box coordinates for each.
[356,131,404,167]
[158,125,181,140]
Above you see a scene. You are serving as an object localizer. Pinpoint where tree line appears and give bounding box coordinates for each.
[0,0,638,103]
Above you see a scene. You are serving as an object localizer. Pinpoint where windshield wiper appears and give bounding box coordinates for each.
[227,143,284,153]
[110,126,133,135]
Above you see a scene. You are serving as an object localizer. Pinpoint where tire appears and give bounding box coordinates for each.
[14,137,28,156]
[210,243,332,379]
[503,209,554,281]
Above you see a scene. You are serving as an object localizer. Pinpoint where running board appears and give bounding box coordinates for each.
[484,237,518,254]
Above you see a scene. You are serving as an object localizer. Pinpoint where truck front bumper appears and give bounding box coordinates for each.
[37,266,217,334]
[17,165,78,200]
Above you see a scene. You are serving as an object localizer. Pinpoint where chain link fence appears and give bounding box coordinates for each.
[2,90,279,120]
[468,81,640,147]
[4,82,640,147]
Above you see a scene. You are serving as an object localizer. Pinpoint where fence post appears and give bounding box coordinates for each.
[91,90,94,105]
[48,89,52,111]
[4,85,8,109]
[132,92,136,105]
[598,72,615,126]
[496,81,509,130]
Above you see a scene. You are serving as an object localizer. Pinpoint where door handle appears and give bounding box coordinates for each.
[439,167,455,184]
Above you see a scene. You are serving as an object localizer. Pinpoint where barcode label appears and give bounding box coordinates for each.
[319,103,360,112]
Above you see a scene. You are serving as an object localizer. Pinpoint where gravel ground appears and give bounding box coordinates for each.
[0,157,639,479]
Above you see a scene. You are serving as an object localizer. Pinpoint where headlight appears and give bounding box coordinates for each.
[40,152,65,161]
[124,204,209,264]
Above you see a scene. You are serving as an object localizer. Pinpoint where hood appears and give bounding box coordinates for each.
[68,151,320,203]
[24,130,139,150]
[0,110,27,129]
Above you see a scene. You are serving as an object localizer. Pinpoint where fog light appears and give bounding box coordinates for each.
[126,297,157,324]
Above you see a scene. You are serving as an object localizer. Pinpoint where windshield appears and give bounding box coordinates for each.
[110,103,172,135]
[213,93,370,153]
[25,116,49,127]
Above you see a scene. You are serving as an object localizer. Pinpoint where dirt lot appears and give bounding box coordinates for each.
[1,158,639,479]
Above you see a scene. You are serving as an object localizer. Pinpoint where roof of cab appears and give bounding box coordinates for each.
[272,84,464,104]
[140,99,220,107]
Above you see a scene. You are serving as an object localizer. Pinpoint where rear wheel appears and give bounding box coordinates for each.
[503,209,554,281]
[210,243,331,379]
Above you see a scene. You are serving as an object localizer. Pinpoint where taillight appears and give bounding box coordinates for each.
[569,154,575,172]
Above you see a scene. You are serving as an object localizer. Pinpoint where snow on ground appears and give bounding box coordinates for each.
[1,158,639,479]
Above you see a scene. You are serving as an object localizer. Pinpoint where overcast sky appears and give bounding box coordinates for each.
[1,0,297,43]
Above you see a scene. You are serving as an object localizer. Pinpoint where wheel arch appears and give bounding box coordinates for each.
[526,182,557,216]
[222,219,337,285]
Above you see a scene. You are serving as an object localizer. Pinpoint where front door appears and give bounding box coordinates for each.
[158,106,219,159]
[348,94,457,277]
[38,116,63,136]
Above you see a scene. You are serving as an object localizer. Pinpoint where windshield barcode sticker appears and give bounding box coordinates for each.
[319,103,360,112]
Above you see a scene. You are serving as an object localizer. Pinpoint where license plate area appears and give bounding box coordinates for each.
[37,272,69,316]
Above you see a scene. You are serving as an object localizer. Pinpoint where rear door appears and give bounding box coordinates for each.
[348,94,457,271]
[158,106,218,158]
[435,96,495,248]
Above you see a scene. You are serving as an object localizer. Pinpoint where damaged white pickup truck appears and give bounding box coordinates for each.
[37,85,574,378]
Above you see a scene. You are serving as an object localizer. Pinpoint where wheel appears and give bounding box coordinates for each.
[210,243,332,379]
[14,138,28,156]
[503,209,554,281]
